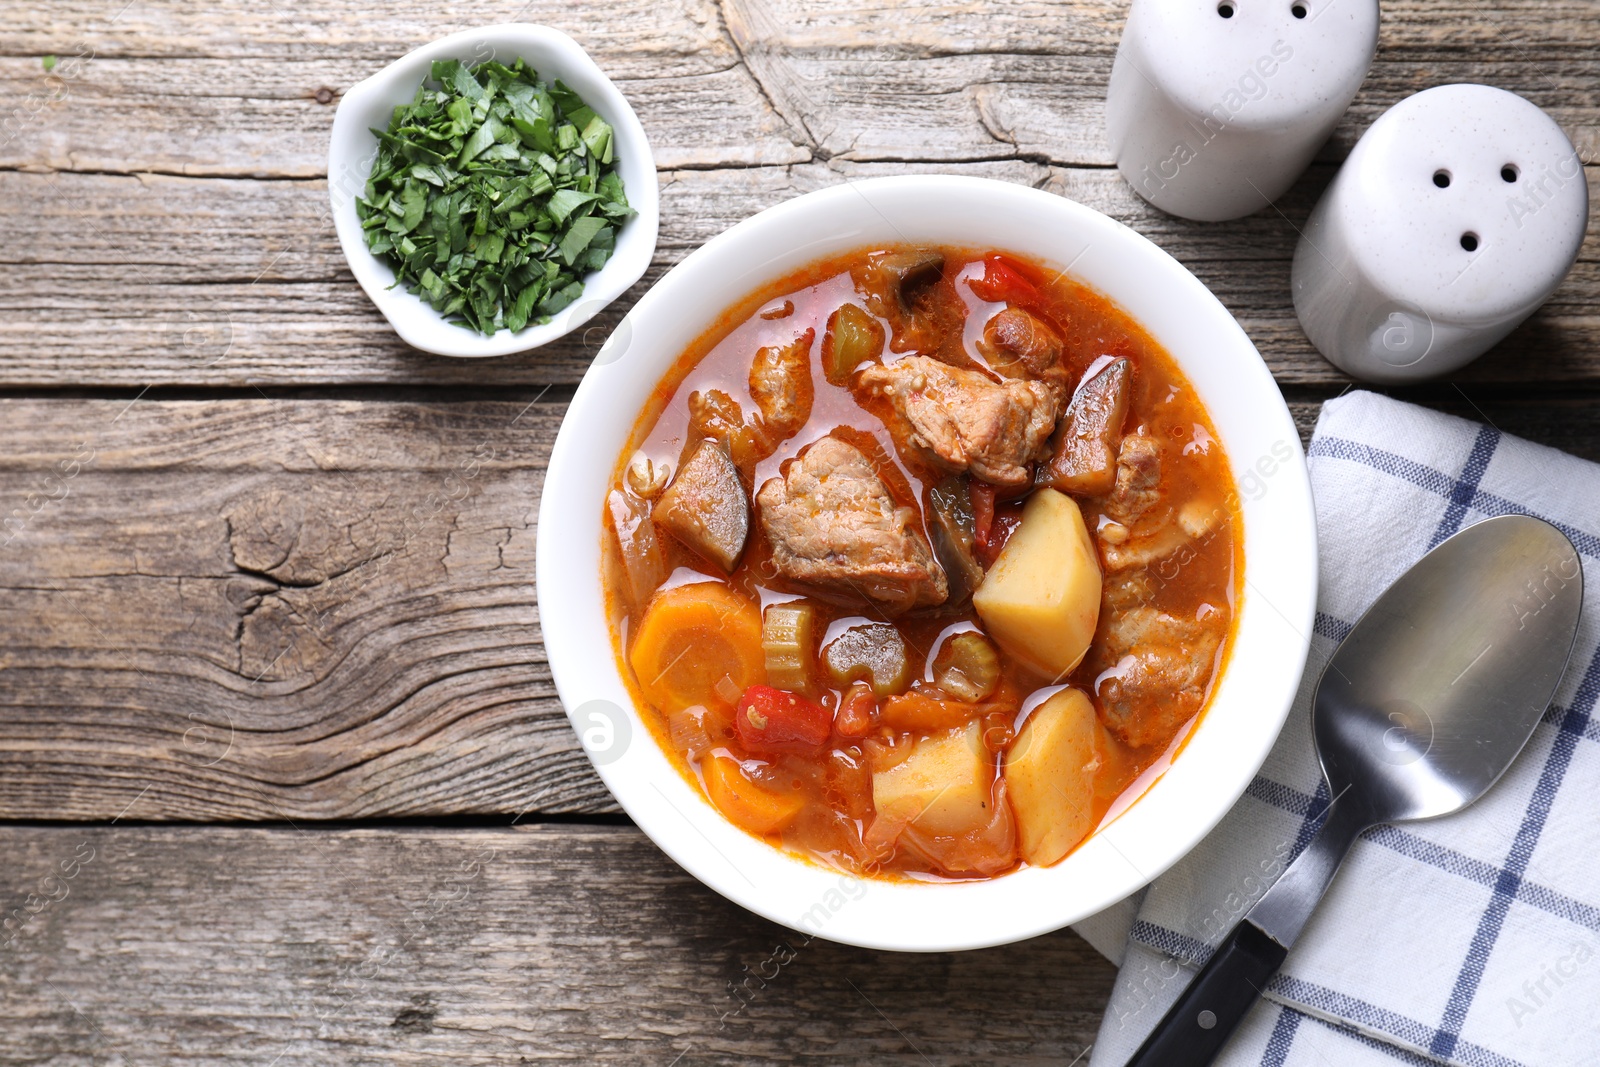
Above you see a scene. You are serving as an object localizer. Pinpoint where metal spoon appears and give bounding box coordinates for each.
[1127,513,1584,1067]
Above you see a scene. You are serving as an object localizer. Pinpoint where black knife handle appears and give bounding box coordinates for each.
[1124,921,1288,1067]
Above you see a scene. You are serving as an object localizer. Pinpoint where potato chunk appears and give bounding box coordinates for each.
[1004,688,1106,866]
[972,489,1102,679]
[872,722,993,836]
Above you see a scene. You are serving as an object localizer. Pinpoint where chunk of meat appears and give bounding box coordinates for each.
[978,307,1064,381]
[1101,495,1226,572]
[857,356,1059,489]
[653,439,750,574]
[1102,523,1190,572]
[756,437,947,614]
[1089,606,1224,748]
[688,388,742,443]
[1038,358,1131,496]
[748,330,815,441]
[1101,432,1162,524]
[687,388,772,470]
[1101,567,1155,612]
[1177,498,1226,539]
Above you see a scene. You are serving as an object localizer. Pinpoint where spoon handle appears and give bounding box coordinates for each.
[1247,798,1369,948]
[1122,920,1287,1067]
[1124,800,1368,1066]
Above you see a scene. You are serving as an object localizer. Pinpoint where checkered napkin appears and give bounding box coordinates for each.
[1077,390,1600,1067]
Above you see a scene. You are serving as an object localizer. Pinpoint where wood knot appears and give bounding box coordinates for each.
[391,1000,436,1034]
[313,86,336,105]
[228,490,303,579]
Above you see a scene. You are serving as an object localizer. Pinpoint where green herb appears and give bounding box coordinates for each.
[356,57,634,335]
[41,55,56,72]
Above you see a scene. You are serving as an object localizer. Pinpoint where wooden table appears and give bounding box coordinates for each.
[0,1,1593,1062]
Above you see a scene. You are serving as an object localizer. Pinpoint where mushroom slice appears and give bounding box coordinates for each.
[653,439,750,574]
[877,250,946,312]
[1037,358,1132,496]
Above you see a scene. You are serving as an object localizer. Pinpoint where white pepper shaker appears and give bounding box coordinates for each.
[1106,0,1378,221]
[1292,84,1589,383]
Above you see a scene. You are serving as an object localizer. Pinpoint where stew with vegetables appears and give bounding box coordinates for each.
[602,246,1241,881]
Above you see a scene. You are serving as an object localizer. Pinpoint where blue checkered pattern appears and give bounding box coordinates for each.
[1086,392,1600,1067]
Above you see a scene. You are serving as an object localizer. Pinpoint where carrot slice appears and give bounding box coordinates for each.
[629,582,765,715]
[703,754,803,835]
[880,690,984,732]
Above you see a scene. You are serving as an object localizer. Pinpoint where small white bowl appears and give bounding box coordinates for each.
[537,175,1317,952]
[328,24,659,358]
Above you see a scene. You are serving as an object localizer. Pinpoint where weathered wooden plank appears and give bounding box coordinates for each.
[3,163,1598,387]
[2,0,1596,173]
[0,2,1589,1056]
[719,0,1600,167]
[3,393,1600,822]
[0,0,737,63]
[0,397,608,821]
[0,0,801,175]
[0,57,803,176]
[0,823,1117,1064]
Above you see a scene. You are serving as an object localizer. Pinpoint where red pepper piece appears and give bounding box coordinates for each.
[736,685,832,749]
[973,479,1025,567]
[970,481,996,548]
[967,254,1045,309]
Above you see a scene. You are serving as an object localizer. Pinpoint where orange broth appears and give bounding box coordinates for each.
[602,246,1243,882]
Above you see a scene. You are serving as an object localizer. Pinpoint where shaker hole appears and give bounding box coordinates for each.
[1218,2,1235,17]
[1501,164,1520,183]
[1460,232,1479,252]
[1292,3,1308,16]
[1433,170,1451,188]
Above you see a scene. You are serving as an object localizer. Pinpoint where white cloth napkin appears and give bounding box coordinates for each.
[1077,390,1600,1067]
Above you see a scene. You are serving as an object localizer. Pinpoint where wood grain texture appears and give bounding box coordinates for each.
[2,0,1596,172]
[0,0,1596,387]
[4,161,1599,387]
[0,823,1116,1065]
[3,394,1599,823]
[1,1,1594,1062]
[0,397,604,821]
[0,49,803,176]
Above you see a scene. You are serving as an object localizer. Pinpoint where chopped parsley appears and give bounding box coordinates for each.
[356,57,634,336]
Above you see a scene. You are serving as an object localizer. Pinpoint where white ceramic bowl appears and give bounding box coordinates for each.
[537,175,1317,952]
[328,24,659,358]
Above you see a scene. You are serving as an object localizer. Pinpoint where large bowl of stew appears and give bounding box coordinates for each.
[537,175,1316,952]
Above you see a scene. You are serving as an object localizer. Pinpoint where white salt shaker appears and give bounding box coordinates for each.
[1106,0,1378,221]
[1292,85,1589,383]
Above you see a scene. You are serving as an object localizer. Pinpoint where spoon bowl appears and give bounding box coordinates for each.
[1316,514,1585,824]
[1128,514,1584,1066]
